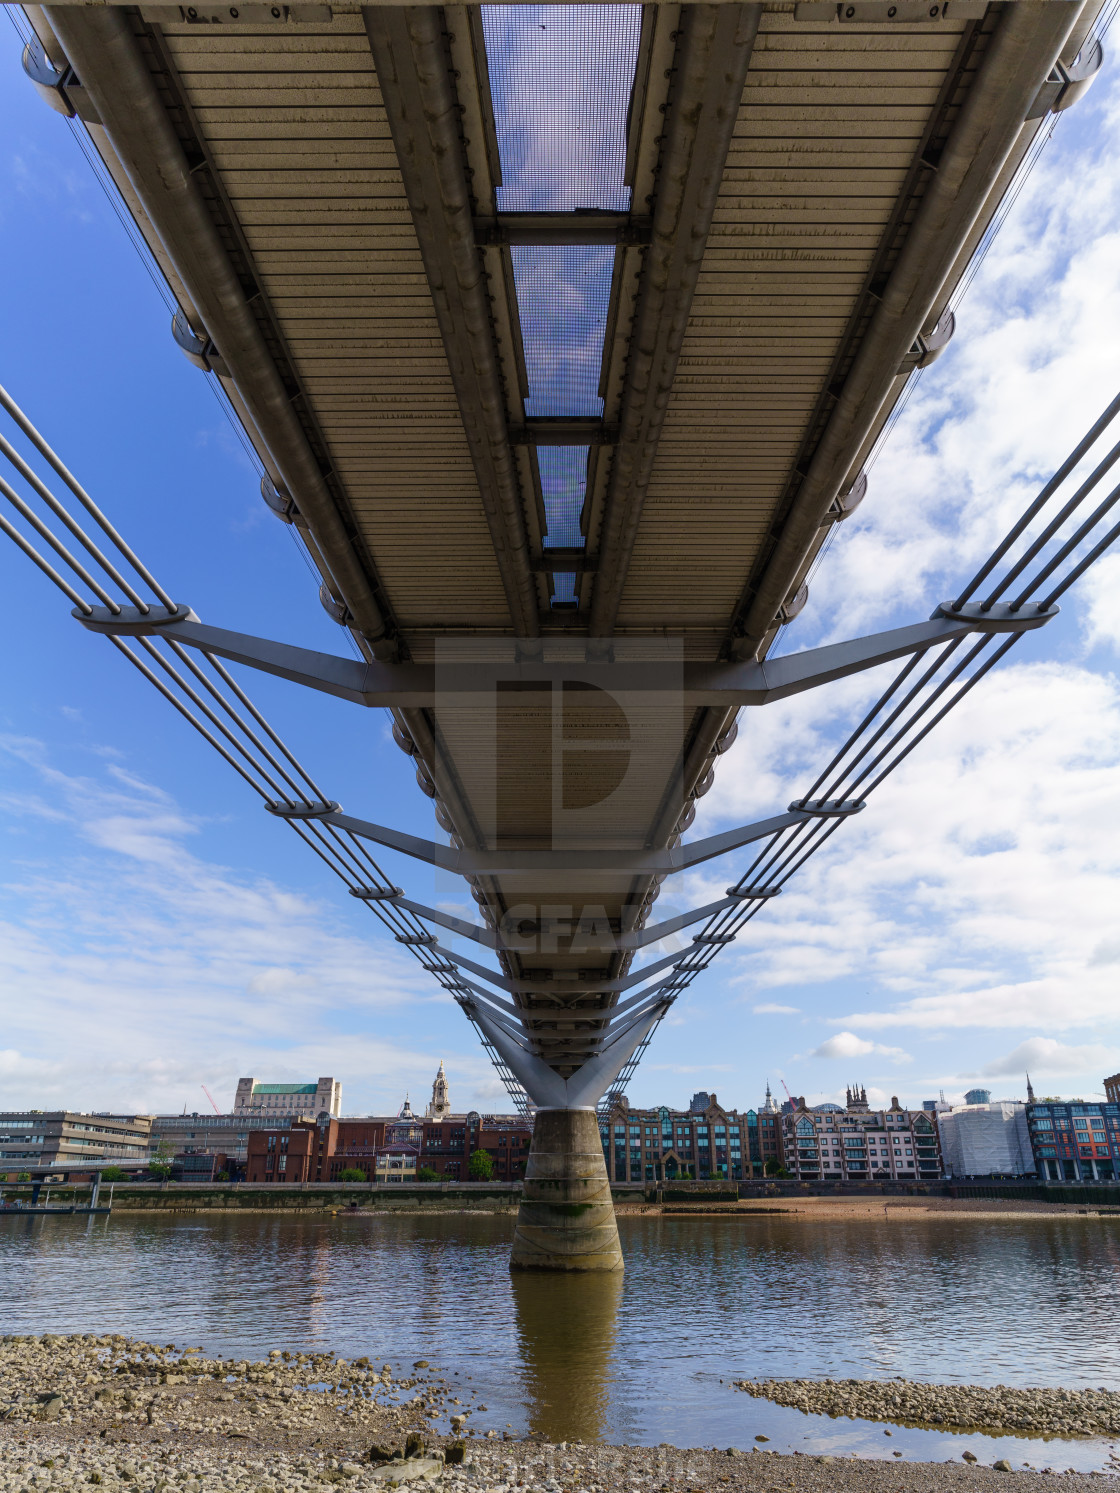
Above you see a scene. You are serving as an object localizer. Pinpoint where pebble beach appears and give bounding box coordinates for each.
[2,1336,1119,1493]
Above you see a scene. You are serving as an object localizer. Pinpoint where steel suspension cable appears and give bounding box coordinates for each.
[0,383,177,613]
[0,471,122,612]
[953,389,1120,609]
[0,509,93,613]
[654,388,1120,1023]
[0,431,152,609]
[982,440,1120,609]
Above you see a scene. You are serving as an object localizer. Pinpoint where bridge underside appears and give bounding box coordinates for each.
[15,0,1105,1266]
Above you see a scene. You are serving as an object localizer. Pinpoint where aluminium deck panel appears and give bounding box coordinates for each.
[612,13,974,640]
[156,13,515,639]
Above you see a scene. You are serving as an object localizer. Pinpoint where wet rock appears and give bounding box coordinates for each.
[370,1457,443,1486]
[36,1394,63,1422]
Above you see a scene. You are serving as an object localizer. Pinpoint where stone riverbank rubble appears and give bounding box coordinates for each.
[734,1380,1120,1438]
[0,1333,474,1448]
[0,1429,1115,1493]
[2,1338,1117,1493]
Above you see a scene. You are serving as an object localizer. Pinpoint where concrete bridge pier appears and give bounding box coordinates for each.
[510,1108,623,1272]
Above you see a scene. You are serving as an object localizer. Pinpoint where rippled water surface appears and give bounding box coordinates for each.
[2,1211,1118,1469]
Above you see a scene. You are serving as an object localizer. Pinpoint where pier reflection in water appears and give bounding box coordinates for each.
[1,1211,1118,1469]
[510,1269,622,1443]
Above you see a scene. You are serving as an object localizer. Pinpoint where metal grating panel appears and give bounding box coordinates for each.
[481,4,640,213]
[482,4,641,604]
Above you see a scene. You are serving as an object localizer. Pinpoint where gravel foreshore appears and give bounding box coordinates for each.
[734,1380,1120,1439]
[2,1337,1117,1493]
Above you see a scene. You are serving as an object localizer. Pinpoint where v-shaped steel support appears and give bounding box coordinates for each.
[361,888,769,954]
[75,602,1056,708]
[265,802,862,876]
[459,993,675,1110]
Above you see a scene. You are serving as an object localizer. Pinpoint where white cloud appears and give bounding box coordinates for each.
[0,736,505,1116]
[982,1037,1120,1080]
[809,1032,910,1062]
[753,1002,800,1015]
[795,83,1120,649]
[1081,553,1120,654]
[696,659,1120,1040]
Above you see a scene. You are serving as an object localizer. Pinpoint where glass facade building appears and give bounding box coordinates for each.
[1027,1101,1120,1181]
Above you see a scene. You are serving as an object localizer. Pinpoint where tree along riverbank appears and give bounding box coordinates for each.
[1,1336,1117,1493]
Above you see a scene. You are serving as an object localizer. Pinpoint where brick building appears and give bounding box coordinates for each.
[245,1074,532,1184]
[600,1094,754,1182]
[757,1085,784,1171]
[780,1087,942,1182]
[1105,1074,1120,1105]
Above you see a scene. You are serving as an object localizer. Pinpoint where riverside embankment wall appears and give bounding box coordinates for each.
[3,1177,1120,1212]
[0,1181,527,1212]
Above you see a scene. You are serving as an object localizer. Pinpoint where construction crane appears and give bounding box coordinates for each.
[201,1085,220,1116]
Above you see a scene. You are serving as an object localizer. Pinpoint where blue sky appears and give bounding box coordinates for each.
[1,17,1119,1118]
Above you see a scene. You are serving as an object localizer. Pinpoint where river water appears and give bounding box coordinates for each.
[2,1211,1118,1472]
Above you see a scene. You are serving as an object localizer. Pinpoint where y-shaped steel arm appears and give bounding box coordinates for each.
[75,601,1057,708]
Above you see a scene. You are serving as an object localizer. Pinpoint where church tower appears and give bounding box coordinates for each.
[425,1059,451,1120]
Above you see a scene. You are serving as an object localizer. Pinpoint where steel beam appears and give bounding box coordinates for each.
[459,994,674,1109]
[589,4,763,642]
[280,802,862,876]
[370,888,750,955]
[75,603,1057,707]
[529,550,599,574]
[508,419,617,447]
[428,937,689,997]
[474,213,653,247]
[362,5,539,640]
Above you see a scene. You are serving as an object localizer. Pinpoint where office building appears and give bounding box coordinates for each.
[963,1087,992,1105]
[149,1112,266,1175]
[1027,1098,1120,1181]
[780,1088,942,1182]
[0,1112,153,1176]
[234,1077,341,1118]
[600,1094,753,1182]
[937,1102,1034,1177]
